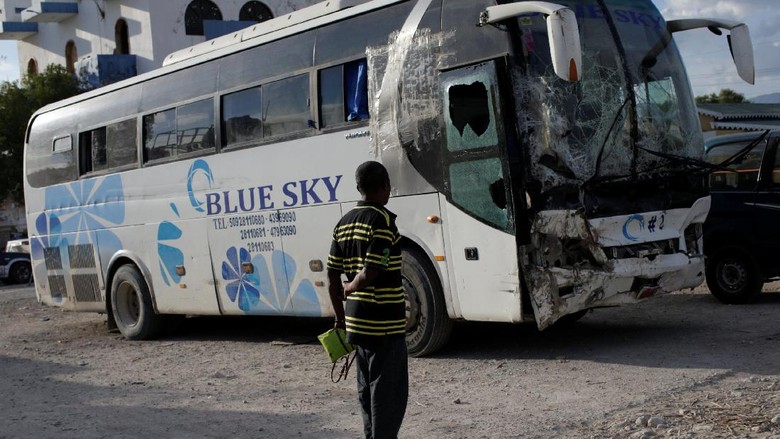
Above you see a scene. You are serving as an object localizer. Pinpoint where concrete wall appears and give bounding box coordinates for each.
[0,0,30,21]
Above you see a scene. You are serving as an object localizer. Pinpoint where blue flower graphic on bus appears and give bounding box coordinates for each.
[222,247,261,311]
[187,159,214,213]
[158,220,184,286]
[31,212,62,261]
[221,246,320,315]
[43,175,125,253]
[31,212,64,303]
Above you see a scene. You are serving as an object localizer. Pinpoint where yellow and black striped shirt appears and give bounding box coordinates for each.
[327,201,404,347]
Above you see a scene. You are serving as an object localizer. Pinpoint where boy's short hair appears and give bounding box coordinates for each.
[356,161,390,195]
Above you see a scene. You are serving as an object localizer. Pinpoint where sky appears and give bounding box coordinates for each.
[655,0,780,99]
[0,0,777,99]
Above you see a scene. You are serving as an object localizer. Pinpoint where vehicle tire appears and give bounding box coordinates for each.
[110,264,164,340]
[403,248,452,357]
[705,246,763,304]
[9,262,31,284]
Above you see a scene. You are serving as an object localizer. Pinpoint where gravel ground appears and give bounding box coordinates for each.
[1,282,779,438]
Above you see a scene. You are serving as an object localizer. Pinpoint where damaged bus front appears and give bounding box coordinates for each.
[476,0,755,329]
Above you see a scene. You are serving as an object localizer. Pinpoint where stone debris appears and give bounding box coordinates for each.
[570,376,780,438]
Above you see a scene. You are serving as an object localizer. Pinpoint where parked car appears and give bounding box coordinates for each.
[703,131,780,303]
[0,251,32,284]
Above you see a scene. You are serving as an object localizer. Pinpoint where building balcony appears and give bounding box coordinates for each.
[0,21,38,40]
[22,1,78,23]
[76,54,137,90]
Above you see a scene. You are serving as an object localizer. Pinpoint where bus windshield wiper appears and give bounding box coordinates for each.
[588,96,631,184]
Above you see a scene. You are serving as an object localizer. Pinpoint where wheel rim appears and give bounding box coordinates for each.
[403,275,421,333]
[15,265,30,282]
[717,259,747,292]
[115,280,141,328]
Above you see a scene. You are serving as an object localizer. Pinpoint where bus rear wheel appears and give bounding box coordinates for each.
[403,248,452,357]
[110,264,163,340]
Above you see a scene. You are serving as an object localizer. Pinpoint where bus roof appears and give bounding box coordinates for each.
[31,0,405,117]
[163,0,366,67]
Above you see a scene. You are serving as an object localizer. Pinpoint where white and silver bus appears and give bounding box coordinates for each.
[24,0,754,356]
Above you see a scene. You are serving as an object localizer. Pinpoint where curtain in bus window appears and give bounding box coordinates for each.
[262,74,309,138]
[222,87,263,146]
[345,59,369,121]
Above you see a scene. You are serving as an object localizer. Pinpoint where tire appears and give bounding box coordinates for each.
[403,248,452,357]
[110,264,164,340]
[705,246,762,304]
[8,262,31,284]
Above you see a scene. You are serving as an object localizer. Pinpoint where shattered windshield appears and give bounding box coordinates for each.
[516,0,702,186]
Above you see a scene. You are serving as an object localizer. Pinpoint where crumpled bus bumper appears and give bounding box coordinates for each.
[525,197,709,330]
[526,253,705,329]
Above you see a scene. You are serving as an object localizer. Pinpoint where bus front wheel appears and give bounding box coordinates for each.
[403,248,452,357]
[110,264,164,340]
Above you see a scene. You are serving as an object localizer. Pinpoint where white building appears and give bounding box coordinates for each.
[0,0,319,85]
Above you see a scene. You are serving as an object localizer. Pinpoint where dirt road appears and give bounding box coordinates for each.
[1,283,779,438]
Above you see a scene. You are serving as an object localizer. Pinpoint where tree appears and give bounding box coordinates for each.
[695,88,749,104]
[0,64,80,203]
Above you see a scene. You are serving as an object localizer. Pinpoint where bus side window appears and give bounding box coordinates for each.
[79,128,107,175]
[106,119,138,169]
[53,135,72,153]
[318,59,369,128]
[177,99,215,154]
[143,98,214,163]
[222,86,263,147]
[143,109,176,162]
[262,74,310,138]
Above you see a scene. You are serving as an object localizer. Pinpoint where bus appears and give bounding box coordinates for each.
[24,0,754,356]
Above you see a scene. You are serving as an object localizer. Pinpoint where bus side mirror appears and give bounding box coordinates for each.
[727,24,755,85]
[479,2,582,82]
[667,19,755,85]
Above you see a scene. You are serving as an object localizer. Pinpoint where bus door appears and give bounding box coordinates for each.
[438,60,524,323]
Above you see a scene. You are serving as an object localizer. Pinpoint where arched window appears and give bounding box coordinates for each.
[239,1,273,22]
[185,0,222,36]
[65,40,77,74]
[27,59,38,76]
[115,19,130,55]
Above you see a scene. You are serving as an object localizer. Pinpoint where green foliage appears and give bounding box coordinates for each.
[0,64,79,203]
[695,88,749,104]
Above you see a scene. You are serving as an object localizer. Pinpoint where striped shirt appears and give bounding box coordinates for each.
[327,201,404,347]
